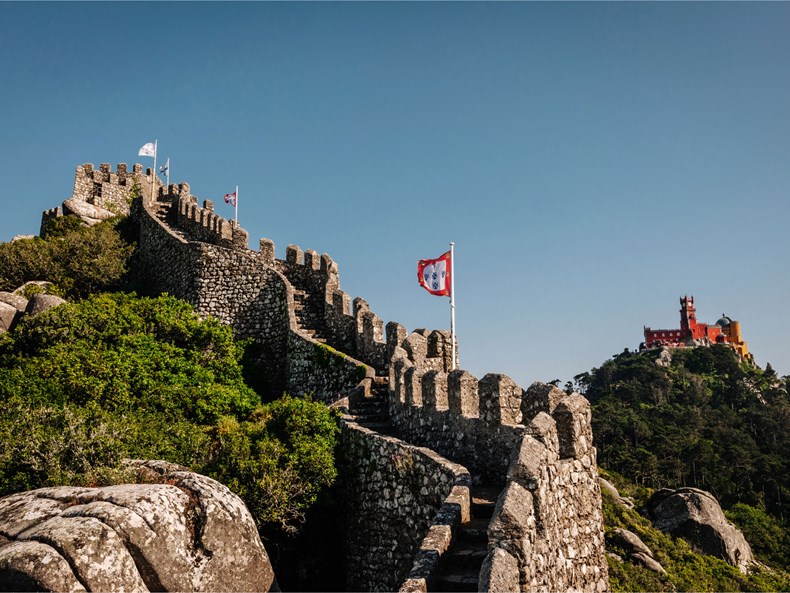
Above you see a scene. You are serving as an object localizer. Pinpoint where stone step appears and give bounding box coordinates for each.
[471,485,501,520]
[356,420,396,436]
[440,545,488,569]
[351,400,387,411]
[433,568,479,592]
[457,517,490,544]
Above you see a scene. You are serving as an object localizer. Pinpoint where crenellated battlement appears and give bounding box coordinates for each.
[171,193,248,249]
[72,162,144,216]
[385,324,590,483]
[35,161,608,593]
[481,394,607,592]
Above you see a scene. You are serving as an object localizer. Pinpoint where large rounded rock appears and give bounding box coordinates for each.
[63,197,118,224]
[0,302,18,335]
[0,292,28,313]
[24,293,67,317]
[607,528,665,575]
[0,460,276,592]
[645,487,753,572]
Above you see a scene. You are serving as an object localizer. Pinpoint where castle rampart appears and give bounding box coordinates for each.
[72,162,144,215]
[386,325,563,483]
[132,186,370,401]
[37,162,610,592]
[339,416,471,592]
[482,400,608,592]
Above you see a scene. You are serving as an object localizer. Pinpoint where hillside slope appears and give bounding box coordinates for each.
[577,345,790,584]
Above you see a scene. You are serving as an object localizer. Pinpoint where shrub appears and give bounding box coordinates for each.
[0,216,133,298]
[0,292,338,535]
[204,395,339,534]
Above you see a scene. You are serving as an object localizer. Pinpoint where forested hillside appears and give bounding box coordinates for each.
[577,345,790,575]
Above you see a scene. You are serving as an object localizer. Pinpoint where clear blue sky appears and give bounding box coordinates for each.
[1,2,788,386]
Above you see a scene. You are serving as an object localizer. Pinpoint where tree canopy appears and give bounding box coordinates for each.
[0,292,338,533]
[582,345,790,571]
[0,215,133,298]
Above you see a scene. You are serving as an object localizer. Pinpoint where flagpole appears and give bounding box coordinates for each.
[235,185,239,224]
[166,158,170,187]
[450,241,456,370]
[151,140,158,203]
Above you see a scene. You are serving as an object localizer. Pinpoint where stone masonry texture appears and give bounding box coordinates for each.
[36,164,610,592]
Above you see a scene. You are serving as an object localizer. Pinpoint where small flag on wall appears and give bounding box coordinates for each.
[224,190,237,207]
[418,251,452,296]
[159,159,169,175]
[138,142,156,157]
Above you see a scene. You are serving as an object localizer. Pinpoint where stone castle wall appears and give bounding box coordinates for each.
[273,244,389,372]
[385,324,609,591]
[338,417,471,592]
[38,163,610,592]
[386,325,562,483]
[72,162,144,215]
[481,399,608,593]
[131,176,367,401]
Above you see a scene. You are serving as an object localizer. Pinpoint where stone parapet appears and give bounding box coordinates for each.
[72,162,144,216]
[339,416,471,592]
[483,402,608,592]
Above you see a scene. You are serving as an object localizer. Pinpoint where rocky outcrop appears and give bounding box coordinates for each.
[599,477,634,509]
[0,292,28,313]
[0,302,18,335]
[0,460,275,592]
[607,528,666,575]
[645,487,754,573]
[63,197,117,225]
[25,293,66,317]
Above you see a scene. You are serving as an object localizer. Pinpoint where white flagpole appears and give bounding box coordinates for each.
[151,139,158,203]
[166,158,170,187]
[235,185,239,224]
[450,241,456,370]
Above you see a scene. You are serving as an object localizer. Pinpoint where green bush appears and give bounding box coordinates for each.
[204,396,339,534]
[0,216,133,299]
[726,503,790,569]
[0,293,258,423]
[0,293,339,535]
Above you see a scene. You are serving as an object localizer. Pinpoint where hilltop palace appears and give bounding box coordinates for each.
[643,296,750,359]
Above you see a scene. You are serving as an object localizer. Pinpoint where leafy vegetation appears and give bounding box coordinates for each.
[582,346,790,581]
[0,215,133,298]
[601,470,790,592]
[0,292,338,534]
[580,346,790,518]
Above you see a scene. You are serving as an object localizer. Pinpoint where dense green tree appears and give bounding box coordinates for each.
[587,346,790,571]
[0,216,133,298]
[0,293,338,535]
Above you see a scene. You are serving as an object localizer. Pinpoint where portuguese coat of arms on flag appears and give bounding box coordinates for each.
[417,251,452,297]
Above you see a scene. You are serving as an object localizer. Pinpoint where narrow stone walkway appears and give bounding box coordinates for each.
[430,483,499,592]
[348,376,396,436]
[153,202,187,240]
[292,288,328,343]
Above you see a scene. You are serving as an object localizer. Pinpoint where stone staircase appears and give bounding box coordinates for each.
[430,483,500,592]
[292,289,328,343]
[349,376,395,436]
[152,202,187,240]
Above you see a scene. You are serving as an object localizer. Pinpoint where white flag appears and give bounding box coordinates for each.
[139,142,156,157]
